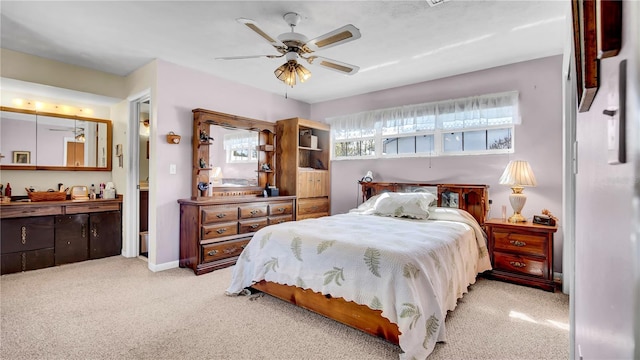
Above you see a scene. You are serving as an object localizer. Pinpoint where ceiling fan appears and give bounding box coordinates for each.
[216,12,361,87]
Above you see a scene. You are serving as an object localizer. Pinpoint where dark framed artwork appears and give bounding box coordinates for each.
[572,0,622,113]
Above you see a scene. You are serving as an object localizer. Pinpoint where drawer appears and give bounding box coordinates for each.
[1,205,63,219]
[298,198,329,216]
[201,206,239,224]
[1,248,55,275]
[202,238,249,263]
[239,218,268,234]
[493,230,546,256]
[201,222,238,240]
[493,252,547,279]
[65,202,120,214]
[268,215,293,225]
[239,204,268,219]
[268,202,293,216]
[1,216,55,253]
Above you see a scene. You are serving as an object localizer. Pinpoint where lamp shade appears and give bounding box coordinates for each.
[499,160,537,187]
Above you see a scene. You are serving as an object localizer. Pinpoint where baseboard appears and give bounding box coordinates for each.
[554,272,563,287]
[148,260,179,272]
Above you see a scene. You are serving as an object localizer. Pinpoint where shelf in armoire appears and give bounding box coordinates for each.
[197,168,212,172]
[299,146,322,151]
[198,142,213,147]
[257,170,274,173]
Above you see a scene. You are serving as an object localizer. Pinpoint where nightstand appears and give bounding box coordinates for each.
[484,218,557,292]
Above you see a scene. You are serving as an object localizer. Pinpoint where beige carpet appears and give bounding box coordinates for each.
[0,256,569,359]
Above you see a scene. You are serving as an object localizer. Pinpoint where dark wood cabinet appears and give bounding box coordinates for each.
[1,216,55,274]
[0,198,122,275]
[55,214,89,265]
[89,211,122,259]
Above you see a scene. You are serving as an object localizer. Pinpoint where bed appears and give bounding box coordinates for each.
[226,183,491,360]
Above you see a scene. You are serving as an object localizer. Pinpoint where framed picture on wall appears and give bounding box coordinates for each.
[12,151,30,164]
[572,0,622,113]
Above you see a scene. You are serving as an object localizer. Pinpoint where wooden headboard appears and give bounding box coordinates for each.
[360,182,490,226]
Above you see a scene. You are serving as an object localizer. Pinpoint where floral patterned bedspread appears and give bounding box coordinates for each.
[226,208,492,360]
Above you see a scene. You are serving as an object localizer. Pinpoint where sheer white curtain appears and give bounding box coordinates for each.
[328,91,519,138]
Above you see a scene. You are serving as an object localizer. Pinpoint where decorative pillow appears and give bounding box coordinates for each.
[373,192,436,219]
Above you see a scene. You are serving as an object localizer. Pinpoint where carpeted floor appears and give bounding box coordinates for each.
[0,256,569,359]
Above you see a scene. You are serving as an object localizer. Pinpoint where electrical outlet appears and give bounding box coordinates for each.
[169,164,177,174]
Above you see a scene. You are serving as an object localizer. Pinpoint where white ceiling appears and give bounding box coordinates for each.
[0,1,569,104]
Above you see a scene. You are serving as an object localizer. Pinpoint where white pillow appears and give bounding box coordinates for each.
[373,192,436,219]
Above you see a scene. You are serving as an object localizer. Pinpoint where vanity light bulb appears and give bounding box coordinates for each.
[35,102,44,110]
[12,99,24,107]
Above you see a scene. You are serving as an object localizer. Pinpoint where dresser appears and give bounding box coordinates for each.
[484,218,557,291]
[0,198,123,275]
[178,196,296,275]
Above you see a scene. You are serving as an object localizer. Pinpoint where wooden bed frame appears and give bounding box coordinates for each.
[251,182,489,345]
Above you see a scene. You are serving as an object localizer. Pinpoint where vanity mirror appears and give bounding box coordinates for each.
[0,107,112,171]
[192,108,275,199]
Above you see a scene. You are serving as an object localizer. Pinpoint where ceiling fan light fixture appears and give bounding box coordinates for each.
[274,59,311,87]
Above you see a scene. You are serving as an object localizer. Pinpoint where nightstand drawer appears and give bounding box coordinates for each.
[493,231,546,256]
[493,252,546,279]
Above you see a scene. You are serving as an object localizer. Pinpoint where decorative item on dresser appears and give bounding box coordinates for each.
[484,218,558,292]
[275,117,330,220]
[0,197,123,275]
[178,196,296,275]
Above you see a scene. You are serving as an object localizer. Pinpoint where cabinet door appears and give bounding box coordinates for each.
[55,214,89,265]
[313,171,329,197]
[89,211,122,259]
[1,216,55,253]
[298,171,313,198]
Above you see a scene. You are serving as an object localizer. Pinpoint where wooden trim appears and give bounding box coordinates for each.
[251,281,400,344]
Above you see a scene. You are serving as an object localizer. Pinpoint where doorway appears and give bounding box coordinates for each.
[138,100,150,257]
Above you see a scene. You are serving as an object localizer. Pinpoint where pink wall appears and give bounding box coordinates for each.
[312,55,564,272]
[573,2,638,358]
[152,60,310,265]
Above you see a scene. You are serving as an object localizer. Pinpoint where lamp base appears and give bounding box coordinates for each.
[508,212,527,223]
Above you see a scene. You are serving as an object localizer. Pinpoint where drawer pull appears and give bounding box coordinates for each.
[223,247,238,254]
[208,250,219,256]
[250,209,260,215]
[92,225,98,238]
[509,240,526,247]
[250,224,260,229]
[216,228,227,234]
[21,226,27,244]
[276,207,285,212]
[216,213,226,218]
[81,224,86,238]
[509,261,526,268]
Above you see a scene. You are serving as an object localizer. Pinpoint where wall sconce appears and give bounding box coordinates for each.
[166,132,181,144]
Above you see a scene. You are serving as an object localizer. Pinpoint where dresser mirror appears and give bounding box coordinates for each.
[0,107,112,171]
[192,108,275,198]
[208,126,259,187]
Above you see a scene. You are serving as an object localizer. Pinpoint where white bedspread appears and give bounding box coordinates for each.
[226,208,492,360]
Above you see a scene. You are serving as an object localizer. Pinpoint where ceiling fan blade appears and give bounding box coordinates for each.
[305,56,359,75]
[305,24,361,52]
[237,18,286,49]
[215,54,282,60]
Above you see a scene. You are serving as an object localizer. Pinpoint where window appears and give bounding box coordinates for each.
[328,91,518,159]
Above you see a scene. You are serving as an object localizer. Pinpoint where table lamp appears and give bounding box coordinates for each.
[499,160,537,223]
